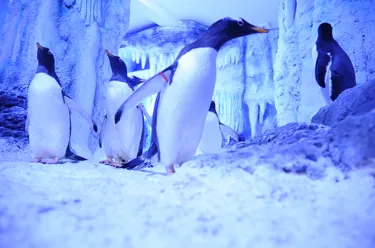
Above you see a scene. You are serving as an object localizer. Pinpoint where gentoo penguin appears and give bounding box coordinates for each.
[98,49,151,166]
[114,17,268,174]
[27,42,98,164]
[195,100,239,155]
[119,100,240,170]
[314,22,356,101]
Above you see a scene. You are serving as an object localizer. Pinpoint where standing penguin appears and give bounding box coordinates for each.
[98,50,151,166]
[27,42,98,164]
[195,100,239,155]
[114,17,268,174]
[117,100,240,170]
[314,22,356,101]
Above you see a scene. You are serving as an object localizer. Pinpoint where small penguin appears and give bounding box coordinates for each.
[98,49,151,166]
[314,22,356,101]
[195,101,239,155]
[27,42,98,164]
[114,17,268,175]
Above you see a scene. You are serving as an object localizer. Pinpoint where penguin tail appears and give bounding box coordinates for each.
[115,142,158,170]
[65,146,87,163]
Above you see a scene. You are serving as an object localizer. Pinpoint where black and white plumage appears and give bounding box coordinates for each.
[314,22,356,102]
[114,17,268,174]
[26,42,97,164]
[99,50,151,167]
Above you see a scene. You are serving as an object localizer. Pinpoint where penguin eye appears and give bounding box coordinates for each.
[118,58,122,63]
[48,51,52,55]
[237,20,244,26]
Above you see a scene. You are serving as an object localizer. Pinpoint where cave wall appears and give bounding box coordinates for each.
[0,0,131,157]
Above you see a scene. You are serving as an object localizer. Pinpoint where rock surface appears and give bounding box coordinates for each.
[312,79,375,126]
[1,102,375,247]
[1,143,375,248]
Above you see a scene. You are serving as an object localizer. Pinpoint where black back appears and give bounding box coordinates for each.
[315,22,356,100]
[105,50,143,90]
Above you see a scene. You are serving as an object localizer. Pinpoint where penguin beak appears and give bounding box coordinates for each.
[251,26,269,33]
[36,42,44,50]
[105,49,114,57]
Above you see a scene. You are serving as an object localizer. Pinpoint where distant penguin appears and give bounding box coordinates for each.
[114,17,268,175]
[26,42,98,164]
[314,22,356,102]
[195,101,239,155]
[99,49,151,167]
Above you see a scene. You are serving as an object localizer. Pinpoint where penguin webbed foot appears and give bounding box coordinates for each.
[40,157,60,164]
[100,157,113,165]
[165,164,176,175]
[31,157,42,163]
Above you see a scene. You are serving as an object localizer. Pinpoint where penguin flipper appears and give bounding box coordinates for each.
[138,104,152,127]
[99,115,108,148]
[315,51,331,88]
[63,95,98,132]
[219,123,239,141]
[115,67,173,124]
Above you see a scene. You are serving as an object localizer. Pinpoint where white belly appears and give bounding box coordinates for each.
[195,112,222,156]
[156,48,218,165]
[103,81,143,161]
[27,73,70,159]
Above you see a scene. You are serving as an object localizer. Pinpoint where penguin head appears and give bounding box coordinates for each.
[105,49,128,76]
[36,42,56,72]
[208,17,269,40]
[318,23,334,40]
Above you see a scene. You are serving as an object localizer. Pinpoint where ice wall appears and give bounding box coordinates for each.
[0,0,130,156]
[124,21,279,142]
[274,0,375,125]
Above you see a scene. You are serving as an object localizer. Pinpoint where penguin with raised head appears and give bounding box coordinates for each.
[314,22,356,101]
[98,49,151,166]
[195,100,239,155]
[26,42,98,164]
[114,17,268,174]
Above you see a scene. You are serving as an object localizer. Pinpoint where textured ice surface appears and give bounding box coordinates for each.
[2,95,375,247]
[1,146,375,248]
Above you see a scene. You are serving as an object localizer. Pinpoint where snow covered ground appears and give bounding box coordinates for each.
[1,144,375,248]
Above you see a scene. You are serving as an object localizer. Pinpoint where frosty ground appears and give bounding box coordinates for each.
[1,140,375,248]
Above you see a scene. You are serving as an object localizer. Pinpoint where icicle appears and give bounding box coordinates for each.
[141,53,146,69]
[149,55,157,76]
[258,101,267,124]
[159,53,166,69]
[248,101,259,138]
[132,50,136,62]
[285,0,297,28]
[135,49,141,64]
